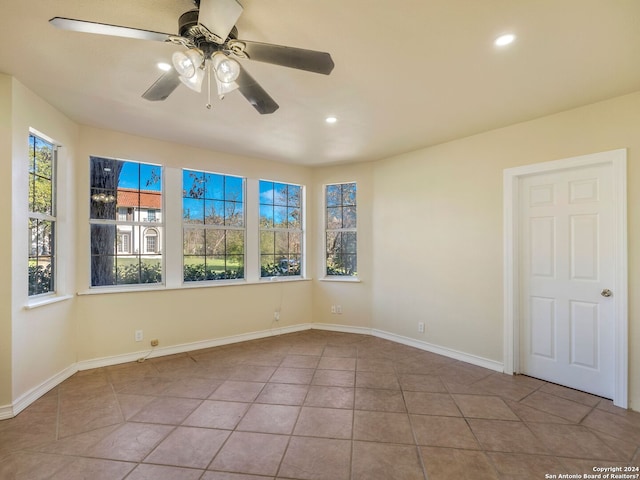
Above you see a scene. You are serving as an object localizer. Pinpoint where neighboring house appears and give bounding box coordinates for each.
[115,188,162,256]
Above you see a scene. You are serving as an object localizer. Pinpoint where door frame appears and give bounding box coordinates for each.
[503,149,628,408]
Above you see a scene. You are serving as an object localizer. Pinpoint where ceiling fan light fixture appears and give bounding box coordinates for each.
[211,52,241,83]
[172,48,204,78]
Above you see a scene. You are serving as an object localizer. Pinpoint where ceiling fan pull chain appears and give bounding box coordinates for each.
[206,61,212,109]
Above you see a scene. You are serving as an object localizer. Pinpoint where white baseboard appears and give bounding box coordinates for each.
[311,323,372,335]
[6,322,503,419]
[78,323,312,371]
[0,403,14,421]
[9,363,78,418]
[371,328,504,373]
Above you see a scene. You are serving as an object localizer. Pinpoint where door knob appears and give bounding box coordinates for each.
[601,289,613,298]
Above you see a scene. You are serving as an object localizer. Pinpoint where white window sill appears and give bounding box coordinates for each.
[77,277,312,295]
[24,294,74,310]
[319,276,361,283]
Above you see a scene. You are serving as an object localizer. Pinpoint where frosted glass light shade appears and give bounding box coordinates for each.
[172,49,204,78]
[211,52,240,83]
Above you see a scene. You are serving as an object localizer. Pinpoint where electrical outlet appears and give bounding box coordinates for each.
[336,305,342,314]
[274,311,280,321]
[331,305,336,314]
[150,339,159,347]
[135,330,143,342]
[418,322,425,333]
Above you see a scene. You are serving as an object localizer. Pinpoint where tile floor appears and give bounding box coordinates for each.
[1,330,639,479]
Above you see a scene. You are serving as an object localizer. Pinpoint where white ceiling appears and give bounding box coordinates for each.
[1,0,639,166]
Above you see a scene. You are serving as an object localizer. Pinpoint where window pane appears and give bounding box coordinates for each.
[183,169,204,198]
[326,184,341,207]
[260,181,274,204]
[288,207,301,229]
[90,157,163,287]
[274,183,288,206]
[225,175,243,202]
[260,231,274,255]
[226,230,244,255]
[184,256,206,282]
[342,183,357,206]
[343,207,357,228]
[260,205,274,228]
[205,173,224,200]
[184,228,205,255]
[225,201,244,227]
[206,229,225,255]
[327,207,342,229]
[183,198,204,224]
[275,231,288,255]
[274,206,287,228]
[205,200,225,225]
[288,185,301,207]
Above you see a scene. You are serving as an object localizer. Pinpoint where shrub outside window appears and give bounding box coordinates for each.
[182,169,245,282]
[28,133,56,296]
[325,182,357,276]
[89,157,163,286]
[259,181,303,277]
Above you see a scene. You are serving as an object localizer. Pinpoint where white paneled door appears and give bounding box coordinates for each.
[519,163,615,398]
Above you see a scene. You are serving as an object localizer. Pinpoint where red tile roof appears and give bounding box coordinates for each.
[117,188,162,209]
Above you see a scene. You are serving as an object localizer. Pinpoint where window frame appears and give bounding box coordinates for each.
[324,181,358,278]
[182,168,246,284]
[88,156,165,288]
[258,180,305,279]
[27,131,58,297]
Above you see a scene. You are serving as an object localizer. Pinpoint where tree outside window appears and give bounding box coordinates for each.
[259,181,303,277]
[28,133,57,295]
[182,169,245,282]
[325,182,357,276]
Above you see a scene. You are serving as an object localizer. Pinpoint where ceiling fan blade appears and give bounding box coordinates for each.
[197,0,243,44]
[142,70,181,101]
[229,40,335,75]
[236,65,279,114]
[49,17,174,42]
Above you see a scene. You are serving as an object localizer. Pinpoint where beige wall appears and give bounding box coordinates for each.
[74,126,315,362]
[10,79,79,403]
[0,75,13,406]
[312,162,373,329]
[371,91,640,409]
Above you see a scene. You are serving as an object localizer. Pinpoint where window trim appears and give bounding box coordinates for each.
[181,169,247,284]
[27,131,58,298]
[258,179,305,279]
[323,181,358,279]
[88,156,165,289]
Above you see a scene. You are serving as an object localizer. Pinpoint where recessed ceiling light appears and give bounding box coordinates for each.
[325,116,337,124]
[494,34,516,47]
[157,62,172,71]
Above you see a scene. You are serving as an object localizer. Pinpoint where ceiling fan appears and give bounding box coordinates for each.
[49,0,335,114]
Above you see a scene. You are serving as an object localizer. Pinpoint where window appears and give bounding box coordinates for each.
[145,228,158,253]
[259,181,303,277]
[117,233,131,254]
[325,182,357,276]
[28,133,56,296]
[183,169,245,282]
[89,157,163,286]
